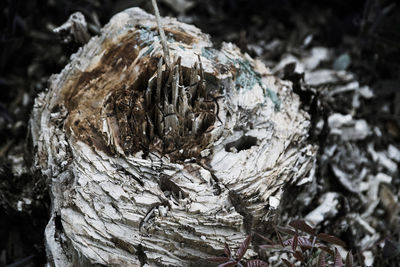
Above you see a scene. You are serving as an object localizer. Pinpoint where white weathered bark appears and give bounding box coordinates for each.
[30,7,316,266]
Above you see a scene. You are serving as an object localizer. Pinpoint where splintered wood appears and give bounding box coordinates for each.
[30,7,316,266]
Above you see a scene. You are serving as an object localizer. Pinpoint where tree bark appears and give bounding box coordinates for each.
[30,7,316,266]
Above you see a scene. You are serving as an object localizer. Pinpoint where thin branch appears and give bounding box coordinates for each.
[151,0,171,67]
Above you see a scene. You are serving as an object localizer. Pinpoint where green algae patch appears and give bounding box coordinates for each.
[265,89,280,111]
[201,47,217,61]
[138,27,157,46]
[233,59,281,110]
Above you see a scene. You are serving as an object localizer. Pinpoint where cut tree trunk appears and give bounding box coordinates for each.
[30,7,316,266]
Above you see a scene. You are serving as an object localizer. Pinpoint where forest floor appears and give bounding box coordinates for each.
[1,0,399,266]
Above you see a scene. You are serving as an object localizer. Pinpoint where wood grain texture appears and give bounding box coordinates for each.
[30,8,316,266]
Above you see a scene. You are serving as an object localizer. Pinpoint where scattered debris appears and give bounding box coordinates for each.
[379,184,399,224]
[270,13,400,263]
[333,53,351,71]
[328,113,370,141]
[362,251,374,266]
[53,12,91,44]
[305,192,340,226]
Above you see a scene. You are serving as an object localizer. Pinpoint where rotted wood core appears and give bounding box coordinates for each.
[62,27,221,162]
[110,56,219,160]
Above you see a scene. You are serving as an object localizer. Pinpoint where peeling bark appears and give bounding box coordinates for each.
[30,7,316,266]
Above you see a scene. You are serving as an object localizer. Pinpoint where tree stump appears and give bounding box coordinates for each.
[30,7,316,266]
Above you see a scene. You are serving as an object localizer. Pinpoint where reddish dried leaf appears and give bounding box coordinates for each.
[297,236,314,248]
[275,225,296,236]
[292,234,298,251]
[255,233,274,245]
[281,258,295,267]
[289,220,316,236]
[282,236,315,249]
[282,238,293,247]
[218,260,238,267]
[293,250,304,262]
[208,256,230,263]
[275,228,284,247]
[318,251,326,267]
[235,235,252,261]
[286,236,318,250]
[317,233,346,247]
[345,251,353,267]
[225,243,232,258]
[246,259,268,267]
[318,245,334,256]
[334,248,344,267]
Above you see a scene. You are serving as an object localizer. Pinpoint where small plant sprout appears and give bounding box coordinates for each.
[208,235,268,267]
[257,220,353,267]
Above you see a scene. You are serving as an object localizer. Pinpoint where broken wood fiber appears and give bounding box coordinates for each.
[30,7,316,266]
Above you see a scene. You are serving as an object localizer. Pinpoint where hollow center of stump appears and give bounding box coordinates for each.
[109,57,217,161]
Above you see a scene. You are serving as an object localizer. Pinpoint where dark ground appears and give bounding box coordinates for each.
[1,0,399,266]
